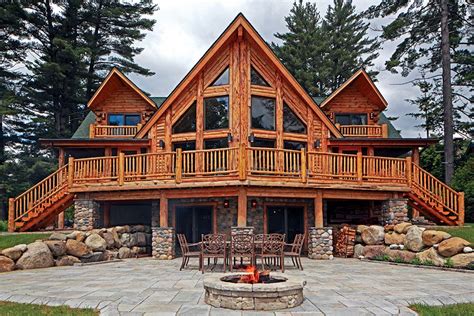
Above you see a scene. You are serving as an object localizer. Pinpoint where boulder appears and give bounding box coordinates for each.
[66,239,91,257]
[356,225,368,234]
[103,250,119,260]
[404,226,424,252]
[80,252,105,263]
[450,253,474,268]
[102,232,115,249]
[361,226,384,245]
[85,233,107,252]
[56,255,80,266]
[49,232,67,241]
[383,249,416,262]
[438,237,470,257]
[384,232,405,245]
[133,232,147,247]
[118,247,132,259]
[131,225,146,233]
[131,246,147,255]
[15,244,27,252]
[394,222,412,234]
[384,224,395,232]
[16,242,54,270]
[0,256,15,272]
[416,247,446,266]
[422,230,451,246]
[362,245,385,259]
[111,228,122,248]
[354,244,364,258]
[1,245,25,261]
[120,233,132,247]
[115,225,130,234]
[44,240,66,257]
[464,247,473,253]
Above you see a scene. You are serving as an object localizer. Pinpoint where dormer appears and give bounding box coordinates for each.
[87,68,157,138]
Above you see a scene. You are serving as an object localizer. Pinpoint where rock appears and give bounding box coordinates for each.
[15,244,27,252]
[115,225,130,234]
[49,232,67,241]
[433,243,439,249]
[16,242,54,270]
[438,237,471,257]
[131,246,147,255]
[399,244,405,250]
[131,225,146,233]
[356,225,368,234]
[361,226,385,245]
[120,233,131,247]
[404,226,424,252]
[0,256,15,272]
[384,232,405,245]
[44,240,66,257]
[66,239,91,257]
[384,224,395,232]
[102,232,115,249]
[354,244,364,258]
[133,232,147,247]
[422,230,451,246]
[450,253,474,268]
[383,249,416,262]
[1,245,25,261]
[416,247,446,266]
[389,244,399,250]
[394,222,412,234]
[362,245,386,259]
[85,233,107,252]
[118,247,132,259]
[111,228,121,248]
[103,250,119,260]
[464,247,473,253]
[56,255,80,266]
[80,252,105,263]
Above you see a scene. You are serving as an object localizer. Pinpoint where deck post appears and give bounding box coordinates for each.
[175,148,182,183]
[89,124,95,138]
[239,143,247,180]
[237,188,247,227]
[159,193,168,227]
[8,198,15,232]
[357,152,363,183]
[67,157,75,188]
[315,190,323,228]
[301,148,307,183]
[458,192,465,226]
[381,124,388,138]
[405,157,412,187]
[118,152,125,186]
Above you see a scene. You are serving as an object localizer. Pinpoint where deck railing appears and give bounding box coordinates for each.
[336,124,388,138]
[90,124,141,138]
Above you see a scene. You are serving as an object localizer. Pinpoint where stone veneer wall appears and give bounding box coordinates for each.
[308,227,334,260]
[231,226,254,235]
[152,227,175,259]
[74,198,101,231]
[381,198,409,225]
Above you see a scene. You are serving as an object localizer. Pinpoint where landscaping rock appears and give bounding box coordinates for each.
[450,253,474,268]
[354,244,364,258]
[111,228,121,248]
[56,255,80,266]
[1,245,25,261]
[464,247,473,253]
[383,249,416,262]
[416,247,445,266]
[362,245,385,259]
[404,226,424,252]
[384,224,395,232]
[103,250,119,260]
[80,252,105,263]
[422,230,451,246]
[384,232,405,245]
[356,225,368,234]
[394,222,412,234]
[115,225,130,234]
[66,239,91,257]
[361,226,384,245]
[102,232,115,249]
[131,225,146,233]
[15,244,27,252]
[133,232,147,247]
[118,247,132,259]
[0,256,15,272]
[438,237,471,257]
[44,240,66,257]
[16,241,54,270]
[120,233,131,247]
[49,232,67,241]
[85,233,107,252]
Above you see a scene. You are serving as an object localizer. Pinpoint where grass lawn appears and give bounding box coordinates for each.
[0,233,51,250]
[436,223,474,243]
[0,301,97,315]
[410,303,474,316]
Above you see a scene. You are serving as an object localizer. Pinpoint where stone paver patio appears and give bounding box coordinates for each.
[0,257,473,315]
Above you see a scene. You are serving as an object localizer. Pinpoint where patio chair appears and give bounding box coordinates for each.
[230,233,255,271]
[255,233,285,272]
[200,233,227,273]
[177,234,201,271]
[284,233,305,270]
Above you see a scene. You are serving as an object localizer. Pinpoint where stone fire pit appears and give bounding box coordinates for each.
[204,272,305,310]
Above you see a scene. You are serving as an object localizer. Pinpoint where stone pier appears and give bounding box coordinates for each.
[73,198,100,231]
[308,227,333,260]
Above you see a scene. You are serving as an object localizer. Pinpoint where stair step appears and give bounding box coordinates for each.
[448,215,458,220]
[15,222,25,228]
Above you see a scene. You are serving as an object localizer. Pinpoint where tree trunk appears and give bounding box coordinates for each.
[0,113,4,164]
[440,0,454,184]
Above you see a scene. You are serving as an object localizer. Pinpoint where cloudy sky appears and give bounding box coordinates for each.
[129,0,425,138]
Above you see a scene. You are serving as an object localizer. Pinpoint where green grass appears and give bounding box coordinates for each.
[437,223,474,243]
[410,303,474,316]
[0,301,97,315]
[0,233,51,250]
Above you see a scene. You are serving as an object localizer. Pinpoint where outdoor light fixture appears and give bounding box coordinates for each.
[158,140,165,148]
[251,199,257,208]
[370,112,375,120]
[248,133,255,143]
[223,200,230,208]
[227,132,233,143]
[314,140,321,149]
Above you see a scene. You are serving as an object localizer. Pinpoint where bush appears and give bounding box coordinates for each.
[0,220,7,232]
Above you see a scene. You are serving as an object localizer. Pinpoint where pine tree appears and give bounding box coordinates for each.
[321,0,380,93]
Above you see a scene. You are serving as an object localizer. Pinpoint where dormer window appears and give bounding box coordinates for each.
[108,114,140,126]
[335,113,367,125]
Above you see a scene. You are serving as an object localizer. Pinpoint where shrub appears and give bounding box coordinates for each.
[393,256,406,264]
[0,220,7,232]
[444,258,454,268]
[374,254,390,261]
[410,257,422,265]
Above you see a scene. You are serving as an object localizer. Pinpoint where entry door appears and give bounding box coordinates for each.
[175,205,213,243]
[267,206,304,242]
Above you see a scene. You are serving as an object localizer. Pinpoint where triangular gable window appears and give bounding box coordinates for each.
[172,102,196,134]
[210,67,229,86]
[251,66,270,86]
[283,103,306,134]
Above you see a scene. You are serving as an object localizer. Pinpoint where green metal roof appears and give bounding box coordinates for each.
[378,112,402,139]
[150,97,167,108]
[72,111,96,139]
[312,96,326,105]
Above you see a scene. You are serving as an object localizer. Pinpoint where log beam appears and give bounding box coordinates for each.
[237,188,247,227]
[315,190,323,228]
[160,193,168,227]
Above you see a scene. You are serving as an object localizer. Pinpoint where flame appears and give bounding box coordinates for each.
[238,265,259,284]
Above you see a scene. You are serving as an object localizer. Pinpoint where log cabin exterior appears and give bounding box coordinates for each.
[9,14,464,259]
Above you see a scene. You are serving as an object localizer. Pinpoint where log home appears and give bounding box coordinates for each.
[9,14,464,259]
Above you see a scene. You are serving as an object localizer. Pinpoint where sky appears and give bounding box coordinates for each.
[128,0,425,138]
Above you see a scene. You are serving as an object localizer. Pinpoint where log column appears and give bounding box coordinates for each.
[57,148,65,229]
[237,188,247,227]
[412,147,420,165]
[314,190,323,228]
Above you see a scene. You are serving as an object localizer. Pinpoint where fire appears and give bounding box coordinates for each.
[238,265,260,284]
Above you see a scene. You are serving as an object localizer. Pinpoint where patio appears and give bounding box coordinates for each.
[0,257,472,315]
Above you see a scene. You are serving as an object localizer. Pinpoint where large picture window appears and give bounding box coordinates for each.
[204,96,229,130]
[108,114,140,126]
[172,102,196,134]
[283,103,306,134]
[335,113,367,125]
[251,96,275,131]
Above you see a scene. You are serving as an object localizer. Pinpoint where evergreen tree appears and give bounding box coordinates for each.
[321,0,380,93]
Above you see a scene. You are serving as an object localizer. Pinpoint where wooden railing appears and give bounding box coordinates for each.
[308,152,358,181]
[90,124,141,138]
[180,147,239,177]
[123,152,176,182]
[336,124,388,138]
[363,156,407,183]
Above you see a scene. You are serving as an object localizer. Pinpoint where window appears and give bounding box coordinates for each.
[172,102,196,134]
[284,141,306,150]
[251,96,275,130]
[251,67,269,86]
[210,67,229,86]
[204,96,229,130]
[108,114,140,126]
[172,141,196,151]
[283,103,306,134]
[251,138,275,148]
[204,138,228,149]
[335,113,367,125]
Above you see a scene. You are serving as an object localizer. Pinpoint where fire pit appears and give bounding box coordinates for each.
[204,266,305,310]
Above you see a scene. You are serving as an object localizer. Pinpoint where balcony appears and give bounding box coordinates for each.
[89,124,142,138]
[336,124,388,138]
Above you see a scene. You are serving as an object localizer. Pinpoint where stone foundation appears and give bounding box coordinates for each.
[74,198,100,231]
[308,227,333,260]
[152,227,175,260]
[381,199,409,225]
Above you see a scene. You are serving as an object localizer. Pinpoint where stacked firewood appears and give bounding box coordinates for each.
[334,225,356,258]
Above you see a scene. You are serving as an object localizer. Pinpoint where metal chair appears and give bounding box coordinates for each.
[284,233,305,270]
[200,233,227,273]
[177,234,201,271]
[230,233,255,271]
[256,233,285,272]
